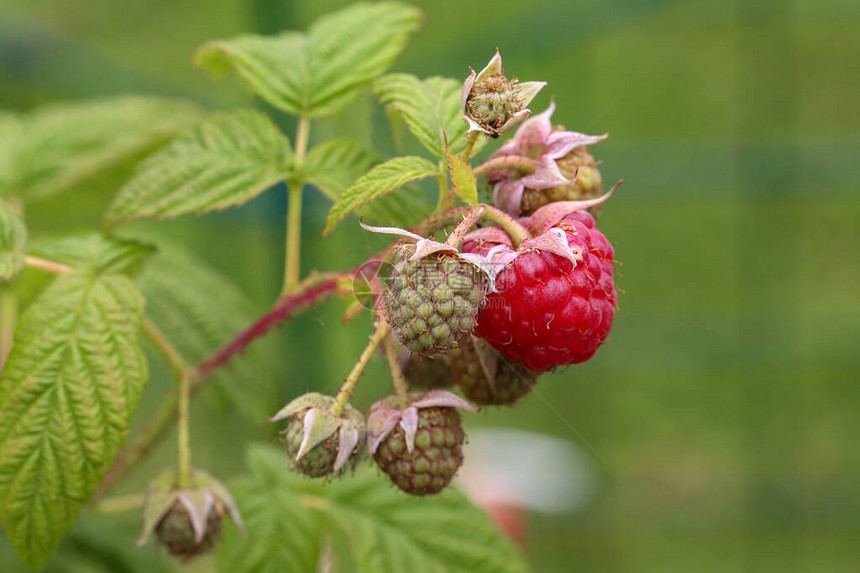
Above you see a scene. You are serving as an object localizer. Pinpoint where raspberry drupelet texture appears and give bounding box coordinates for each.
[449,336,538,406]
[373,406,465,496]
[466,211,617,372]
[155,499,224,560]
[384,244,486,355]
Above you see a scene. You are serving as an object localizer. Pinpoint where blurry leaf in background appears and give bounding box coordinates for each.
[0,198,27,280]
[5,97,202,201]
[219,444,529,573]
[323,155,438,235]
[135,239,278,425]
[0,272,147,569]
[194,2,422,118]
[29,233,155,277]
[0,513,174,573]
[105,109,293,226]
[375,74,481,159]
[0,113,22,195]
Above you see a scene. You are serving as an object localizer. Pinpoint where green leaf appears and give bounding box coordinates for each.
[194,3,422,118]
[447,146,478,206]
[29,234,155,277]
[305,139,431,228]
[219,444,530,573]
[0,199,27,280]
[105,109,291,226]
[135,241,276,424]
[374,74,482,159]
[323,156,438,235]
[0,272,148,569]
[9,97,202,201]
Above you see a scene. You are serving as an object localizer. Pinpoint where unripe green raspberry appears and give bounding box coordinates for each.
[137,469,243,562]
[402,351,454,390]
[367,391,476,496]
[450,336,539,406]
[521,146,604,216]
[384,244,486,355]
[155,499,224,560]
[374,406,465,496]
[271,392,365,478]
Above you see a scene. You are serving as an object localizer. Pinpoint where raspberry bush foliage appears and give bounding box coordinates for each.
[0,3,621,571]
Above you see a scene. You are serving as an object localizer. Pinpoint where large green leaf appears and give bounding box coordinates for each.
[0,199,27,280]
[135,242,276,424]
[29,234,155,277]
[323,155,438,235]
[374,74,480,159]
[219,444,529,573]
[305,139,430,228]
[0,272,148,569]
[9,97,201,200]
[194,3,421,118]
[105,109,292,226]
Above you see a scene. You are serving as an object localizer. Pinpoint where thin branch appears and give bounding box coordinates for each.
[472,155,538,178]
[330,321,388,417]
[23,256,71,274]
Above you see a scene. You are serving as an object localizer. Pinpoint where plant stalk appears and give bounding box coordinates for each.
[330,321,388,417]
[281,115,311,296]
[176,371,191,489]
[382,330,410,409]
[478,204,532,247]
[23,256,72,274]
[93,493,145,514]
[472,155,539,178]
[461,131,480,161]
[283,181,303,295]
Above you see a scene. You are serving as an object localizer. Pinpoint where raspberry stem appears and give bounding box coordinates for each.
[382,331,410,409]
[445,205,486,248]
[330,321,389,417]
[281,115,310,296]
[472,155,538,178]
[461,131,481,161]
[479,204,531,247]
[176,371,191,489]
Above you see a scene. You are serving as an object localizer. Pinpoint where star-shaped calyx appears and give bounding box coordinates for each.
[269,392,365,478]
[138,469,243,560]
[487,102,609,216]
[462,49,546,138]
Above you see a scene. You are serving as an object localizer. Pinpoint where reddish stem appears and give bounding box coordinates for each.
[196,206,475,378]
[197,278,340,377]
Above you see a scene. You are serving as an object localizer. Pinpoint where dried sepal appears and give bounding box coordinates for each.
[137,468,243,559]
[462,49,546,138]
[271,392,366,477]
[367,390,477,455]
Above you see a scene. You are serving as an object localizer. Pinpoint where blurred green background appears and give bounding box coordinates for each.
[1,0,859,571]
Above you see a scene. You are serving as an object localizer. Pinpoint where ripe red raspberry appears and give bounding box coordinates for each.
[465,211,617,372]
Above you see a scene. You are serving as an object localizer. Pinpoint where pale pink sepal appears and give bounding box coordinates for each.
[520,155,570,190]
[366,408,402,455]
[334,427,361,472]
[545,131,608,159]
[520,228,583,265]
[412,389,478,412]
[527,181,621,235]
[399,407,419,453]
[493,179,526,216]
